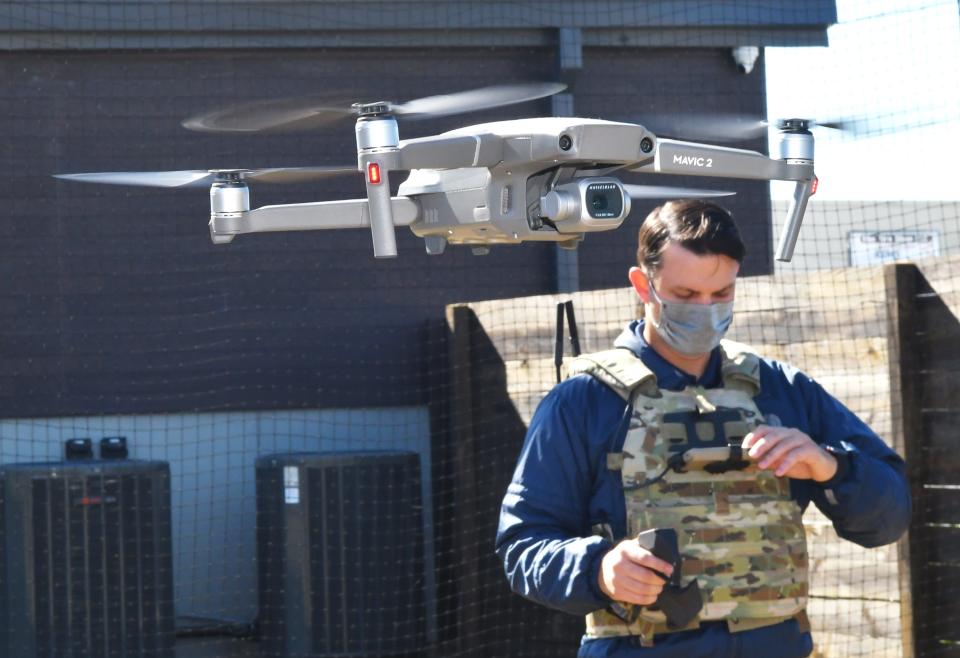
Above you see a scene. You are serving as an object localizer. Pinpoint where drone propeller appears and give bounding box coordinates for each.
[182,99,355,134]
[632,111,912,143]
[622,184,735,199]
[628,113,771,143]
[54,166,359,188]
[392,83,566,119]
[182,82,566,133]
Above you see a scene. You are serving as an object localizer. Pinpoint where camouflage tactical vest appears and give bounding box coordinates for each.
[564,341,809,646]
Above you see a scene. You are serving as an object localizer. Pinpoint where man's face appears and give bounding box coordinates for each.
[630,242,740,310]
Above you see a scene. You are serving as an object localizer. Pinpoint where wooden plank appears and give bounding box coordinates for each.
[468,305,890,360]
[919,444,960,479]
[451,304,590,656]
[913,526,960,566]
[808,597,904,640]
[810,630,904,658]
[423,318,459,647]
[921,472,960,487]
[919,369,960,410]
[492,332,893,388]
[807,371,891,408]
[729,308,889,344]
[447,305,483,658]
[734,265,888,312]
[912,260,960,432]
[460,288,635,359]
[503,358,557,425]
[733,338,890,373]
[886,263,924,658]
[911,564,960,653]
[914,563,960,595]
[916,253,960,303]
[500,355,893,432]
[916,333,960,376]
[918,488,960,526]
[914,314,960,344]
[463,267,890,361]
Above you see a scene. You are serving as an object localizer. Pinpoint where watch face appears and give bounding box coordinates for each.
[822,445,851,484]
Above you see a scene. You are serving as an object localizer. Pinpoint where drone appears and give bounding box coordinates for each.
[56,82,818,261]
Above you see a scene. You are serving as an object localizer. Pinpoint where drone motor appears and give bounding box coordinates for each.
[776,119,815,162]
[208,172,250,243]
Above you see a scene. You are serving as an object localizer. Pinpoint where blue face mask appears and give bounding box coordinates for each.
[648,282,734,355]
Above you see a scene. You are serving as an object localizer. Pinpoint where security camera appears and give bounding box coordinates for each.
[731,46,760,74]
[540,178,631,232]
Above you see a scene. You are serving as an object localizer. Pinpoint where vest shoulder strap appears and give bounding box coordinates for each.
[562,348,657,401]
[719,339,763,396]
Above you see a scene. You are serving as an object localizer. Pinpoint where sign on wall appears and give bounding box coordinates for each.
[848,230,941,266]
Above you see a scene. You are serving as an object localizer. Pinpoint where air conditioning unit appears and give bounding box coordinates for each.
[0,460,175,658]
[256,451,426,658]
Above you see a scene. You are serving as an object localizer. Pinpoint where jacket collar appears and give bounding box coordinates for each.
[613,320,723,391]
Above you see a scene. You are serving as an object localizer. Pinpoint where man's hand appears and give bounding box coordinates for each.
[598,539,674,605]
[742,425,838,482]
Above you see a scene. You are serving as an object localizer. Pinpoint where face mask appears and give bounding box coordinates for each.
[647,281,734,355]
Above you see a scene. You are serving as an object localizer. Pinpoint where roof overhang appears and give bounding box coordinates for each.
[0,1,836,50]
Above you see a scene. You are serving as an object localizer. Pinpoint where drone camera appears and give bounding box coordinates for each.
[540,177,631,232]
[586,182,622,219]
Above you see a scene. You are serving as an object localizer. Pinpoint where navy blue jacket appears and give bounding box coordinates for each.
[495,321,911,658]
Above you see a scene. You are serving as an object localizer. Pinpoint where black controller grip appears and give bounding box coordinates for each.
[635,528,703,629]
[635,528,681,586]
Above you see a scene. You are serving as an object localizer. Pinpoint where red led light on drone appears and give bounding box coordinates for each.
[367,163,382,185]
[811,176,819,195]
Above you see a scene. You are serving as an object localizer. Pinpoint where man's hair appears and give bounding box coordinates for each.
[636,200,746,274]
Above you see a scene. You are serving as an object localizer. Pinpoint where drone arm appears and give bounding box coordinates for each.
[209,197,420,241]
[637,138,813,182]
[637,138,817,262]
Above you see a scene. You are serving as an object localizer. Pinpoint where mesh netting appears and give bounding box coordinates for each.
[0,1,958,657]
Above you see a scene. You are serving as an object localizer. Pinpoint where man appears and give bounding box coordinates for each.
[495,200,910,657]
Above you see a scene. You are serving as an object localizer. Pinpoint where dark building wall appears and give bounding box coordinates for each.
[0,46,768,418]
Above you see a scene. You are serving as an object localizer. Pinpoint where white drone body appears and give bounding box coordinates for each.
[56,84,818,261]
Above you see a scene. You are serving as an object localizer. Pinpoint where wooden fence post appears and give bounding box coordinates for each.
[885,262,920,658]
[448,305,483,658]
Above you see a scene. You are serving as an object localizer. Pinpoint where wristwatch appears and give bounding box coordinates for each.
[820,444,852,487]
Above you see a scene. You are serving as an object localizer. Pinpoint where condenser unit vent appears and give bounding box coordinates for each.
[0,460,175,658]
[256,451,426,658]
